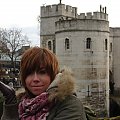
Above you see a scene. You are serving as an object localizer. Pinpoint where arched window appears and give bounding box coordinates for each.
[48,41,52,50]
[65,38,70,50]
[86,38,91,49]
[105,39,107,50]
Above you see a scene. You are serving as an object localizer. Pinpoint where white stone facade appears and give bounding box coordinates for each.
[40,3,118,117]
[110,28,120,90]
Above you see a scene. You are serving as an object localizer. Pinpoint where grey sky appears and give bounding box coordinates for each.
[0,0,119,46]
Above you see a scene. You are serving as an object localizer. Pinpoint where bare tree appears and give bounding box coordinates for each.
[1,28,30,70]
[0,29,8,53]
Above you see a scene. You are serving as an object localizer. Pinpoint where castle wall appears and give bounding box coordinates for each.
[110,28,120,90]
[40,35,55,48]
[55,19,109,33]
[40,3,112,117]
[109,28,113,71]
[40,4,77,48]
[40,17,58,35]
[55,19,109,117]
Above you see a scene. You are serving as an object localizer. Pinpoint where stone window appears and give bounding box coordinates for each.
[56,5,58,11]
[65,38,70,50]
[110,42,112,52]
[53,40,55,53]
[48,41,52,50]
[105,39,107,50]
[86,38,91,49]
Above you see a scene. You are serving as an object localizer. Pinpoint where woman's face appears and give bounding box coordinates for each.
[25,69,51,96]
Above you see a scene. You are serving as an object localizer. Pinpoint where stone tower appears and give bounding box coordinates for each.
[40,3,109,117]
[40,3,77,53]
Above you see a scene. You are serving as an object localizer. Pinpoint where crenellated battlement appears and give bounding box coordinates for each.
[41,4,108,21]
[41,4,77,18]
[78,11,108,20]
[78,5,108,20]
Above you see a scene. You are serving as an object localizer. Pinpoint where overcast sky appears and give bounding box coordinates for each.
[0,0,119,46]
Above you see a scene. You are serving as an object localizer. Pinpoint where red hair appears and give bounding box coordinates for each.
[20,47,59,88]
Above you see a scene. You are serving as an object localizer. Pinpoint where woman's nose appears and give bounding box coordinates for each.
[33,72,40,81]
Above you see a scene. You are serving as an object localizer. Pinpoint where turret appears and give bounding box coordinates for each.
[41,4,77,18]
[78,5,108,20]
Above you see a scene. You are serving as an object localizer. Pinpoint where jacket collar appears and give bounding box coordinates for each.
[47,67,76,101]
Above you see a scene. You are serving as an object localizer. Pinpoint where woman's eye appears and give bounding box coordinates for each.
[39,70,47,74]
[29,72,35,76]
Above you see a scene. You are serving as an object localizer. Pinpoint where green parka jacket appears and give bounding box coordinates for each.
[1,68,87,120]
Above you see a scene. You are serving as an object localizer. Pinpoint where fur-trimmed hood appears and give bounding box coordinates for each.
[47,67,76,101]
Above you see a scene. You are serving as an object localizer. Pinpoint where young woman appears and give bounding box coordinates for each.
[0,47,87,120]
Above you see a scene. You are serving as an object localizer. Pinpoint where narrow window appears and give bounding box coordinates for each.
[65,38,70,50]
[86,38,91,49]
[56,5,58,11]
[48,41,52,50]
[53,40,55,53]
[105,39,107,50]
[110,43,112,52]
